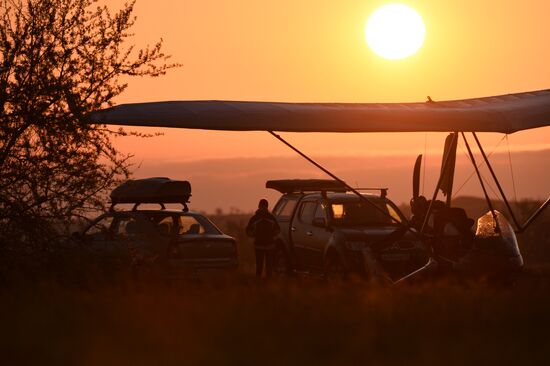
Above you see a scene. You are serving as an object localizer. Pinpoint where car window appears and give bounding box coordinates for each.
[114,217,145,239]
[332,204,344,219]
[156,216,174,237]
[299,201,317,224]
[272,199,285,216]
[330,201,398,226]
[144,214,175,237]
[85,216,114,238]
[386,203,403,224]
[276,197,299,218]
[140,212,182,236]
[314,203,327,220]
[178,216,205,235]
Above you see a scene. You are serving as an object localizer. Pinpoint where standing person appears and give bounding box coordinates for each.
[246,199,280,278]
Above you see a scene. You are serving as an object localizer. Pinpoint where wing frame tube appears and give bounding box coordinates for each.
[88,89,550,134]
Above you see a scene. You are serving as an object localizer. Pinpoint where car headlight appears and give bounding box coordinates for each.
[344,241,368,251]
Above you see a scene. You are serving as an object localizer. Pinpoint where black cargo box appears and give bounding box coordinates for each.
[266,179,347,194]
[110,177,191,205]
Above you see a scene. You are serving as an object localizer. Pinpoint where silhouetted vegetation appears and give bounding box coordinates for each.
[0,0,178,251]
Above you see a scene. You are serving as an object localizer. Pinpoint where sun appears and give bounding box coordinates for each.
[365,4,425,60]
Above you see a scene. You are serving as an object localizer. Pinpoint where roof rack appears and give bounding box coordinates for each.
[354,188,388,198]
[266,179,388,197]
[109,177,191,212]
[266,179,346,194]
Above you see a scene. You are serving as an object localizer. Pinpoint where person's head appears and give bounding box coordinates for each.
[258,199,269,210]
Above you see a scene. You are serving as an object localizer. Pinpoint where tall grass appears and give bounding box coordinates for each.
[2,271,550,366]
[2,198,550,365]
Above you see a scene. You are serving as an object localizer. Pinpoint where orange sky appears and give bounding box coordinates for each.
[98,0,549,210]
[105,0,550,162]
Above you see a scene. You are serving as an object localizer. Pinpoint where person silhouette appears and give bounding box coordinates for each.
[409,195,428,231]
[246,199,280,278]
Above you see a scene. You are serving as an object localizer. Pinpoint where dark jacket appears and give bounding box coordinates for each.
[246,209,281,248]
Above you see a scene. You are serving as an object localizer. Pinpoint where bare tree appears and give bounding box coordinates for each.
[0,0,179,250]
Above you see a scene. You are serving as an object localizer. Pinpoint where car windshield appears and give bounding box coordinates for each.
[330,200,403,226]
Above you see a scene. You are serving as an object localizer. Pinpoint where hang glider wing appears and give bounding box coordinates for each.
[89,89,550,133]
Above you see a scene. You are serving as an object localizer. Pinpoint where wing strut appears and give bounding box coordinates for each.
[268,131,409,229]
[461,132,500,232]
[517,197,550,233]
[470,132,549,233]
[471,132,521,229]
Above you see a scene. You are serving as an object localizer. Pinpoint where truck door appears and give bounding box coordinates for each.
[305,202,332,270]
[292,200,331,268]
[272,195,299,246]
[291,200,317,267]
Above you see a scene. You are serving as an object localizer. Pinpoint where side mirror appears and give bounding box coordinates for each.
[312,217,327,228]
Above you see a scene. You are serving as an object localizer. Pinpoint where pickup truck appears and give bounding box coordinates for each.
[267,179,429,279]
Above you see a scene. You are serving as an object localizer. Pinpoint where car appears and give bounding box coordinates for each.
[267,179,429,279]
[74,178,238,276]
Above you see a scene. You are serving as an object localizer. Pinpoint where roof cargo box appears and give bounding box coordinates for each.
[110,178,191,208]
[266,179,347,194]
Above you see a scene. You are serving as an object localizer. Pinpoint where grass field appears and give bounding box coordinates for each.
[2,201,549,366]
[2,268,550,366]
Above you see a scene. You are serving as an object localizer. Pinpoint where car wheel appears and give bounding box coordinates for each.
[325,253,347,281]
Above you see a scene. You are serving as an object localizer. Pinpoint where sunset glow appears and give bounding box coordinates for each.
[102,0,550,212]
[3,2,550,362]
[365,4,425,60]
